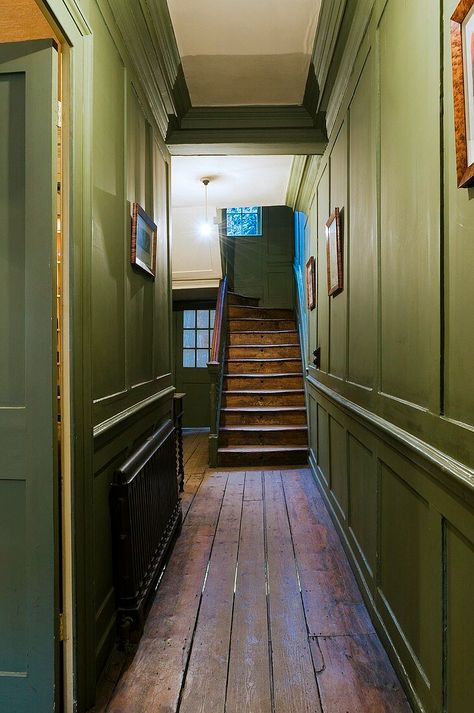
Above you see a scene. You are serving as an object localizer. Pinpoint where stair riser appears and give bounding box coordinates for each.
[224,375,304,390]
[228,345,301,359]
[226,360,302,374]
[220,430,308,446]
[228,306,294,320]
[221,411,307,426]
[218,450,308,467]
[228,294,260,307]
[229,319,295,332]
[228,331,299,345]
[221,392,305,407]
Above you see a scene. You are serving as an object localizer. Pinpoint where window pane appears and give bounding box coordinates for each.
[197,329,209,348]
[227,213,241,236]
[196,349,209,368]
[210,309,216,328]
[183,310,195,328]
[197,309,208,328]
[242,212,258,235]
[183,330,195,348]
[183,349,195,368]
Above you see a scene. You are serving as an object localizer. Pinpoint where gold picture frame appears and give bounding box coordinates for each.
[326,208,343,297]
[451,0,474,187]
[131,202,157,278]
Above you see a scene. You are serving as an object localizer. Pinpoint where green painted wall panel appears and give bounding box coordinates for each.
[379,0,440,410]
[0,74,25,406]
[348,52,376,389]
[91,9,126,400]
[317,167,330,372]
[328,120,348,380]
[329,416,347,518]
[446,523,474,712]
[233,206,294,308]
[317,403,330,485]
[348,433,376,575]
[0,480,26,672]
[379,462,440,696]
[444,0,474,428]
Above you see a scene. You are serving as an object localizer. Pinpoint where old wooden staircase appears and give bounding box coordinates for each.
[208,279,308,467]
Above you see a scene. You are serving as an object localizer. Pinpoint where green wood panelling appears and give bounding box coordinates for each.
[347,433,376,576]
[294,0,474,710]
[347,51,376,389]
[232,206,295,309]
[0,40,58,713]
[379,0,440,411]
[328,120,348,380]
[446,523,474,713]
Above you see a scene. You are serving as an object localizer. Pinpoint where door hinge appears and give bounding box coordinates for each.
[59,612,65,641]
[57,100,62,128]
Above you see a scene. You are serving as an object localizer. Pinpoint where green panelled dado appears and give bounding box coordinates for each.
[291,0,474,711]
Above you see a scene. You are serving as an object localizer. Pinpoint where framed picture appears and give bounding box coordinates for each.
[131,202,157,278]
[326,208,343,296]
[451,0,474,187]
[305,256,316,310]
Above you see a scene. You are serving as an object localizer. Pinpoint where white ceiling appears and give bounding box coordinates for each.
[171,155,294,209]
[167,0,321,106]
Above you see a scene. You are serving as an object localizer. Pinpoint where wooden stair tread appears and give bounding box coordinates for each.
[227,343,299,348]
[221,406,306,412]
[226,357,301,363]
[224,372,302,378]
[220,425,307,432]
[222,389,304,394]
[232,330,297,334]
[229,317,295,322]
[218,446,308,453]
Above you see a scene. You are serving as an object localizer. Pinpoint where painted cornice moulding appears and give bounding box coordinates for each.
[325,0,375,134]
[286,156,308,209]
[311,0,348,107]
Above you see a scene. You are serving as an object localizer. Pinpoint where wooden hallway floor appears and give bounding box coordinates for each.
[92,432,412,713]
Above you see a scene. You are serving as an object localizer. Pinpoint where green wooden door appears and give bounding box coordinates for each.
[0,40,59,713]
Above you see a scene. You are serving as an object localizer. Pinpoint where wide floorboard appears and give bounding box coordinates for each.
[91,431,411,713]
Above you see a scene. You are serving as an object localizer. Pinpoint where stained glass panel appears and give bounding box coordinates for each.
[226,206,262,237]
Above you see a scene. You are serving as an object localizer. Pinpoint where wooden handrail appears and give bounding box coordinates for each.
[209,275,228,365]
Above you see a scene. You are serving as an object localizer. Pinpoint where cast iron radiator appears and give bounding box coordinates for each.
[110,418,182,642]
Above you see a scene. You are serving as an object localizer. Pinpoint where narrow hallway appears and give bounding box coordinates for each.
[93,434,411,713]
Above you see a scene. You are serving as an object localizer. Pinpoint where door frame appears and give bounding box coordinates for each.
[38,1,94,710]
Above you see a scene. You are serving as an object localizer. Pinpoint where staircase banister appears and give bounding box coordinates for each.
[209,275,228,365]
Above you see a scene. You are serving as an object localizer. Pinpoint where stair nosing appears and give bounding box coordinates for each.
[226,357,302,363]
[221,406,306,412]
[220,425,308,432]
[222,388,304,394]
[218,445,308,453]
[224,372,303,378]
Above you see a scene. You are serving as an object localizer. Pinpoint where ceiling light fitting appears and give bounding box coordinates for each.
[199,177,212,239]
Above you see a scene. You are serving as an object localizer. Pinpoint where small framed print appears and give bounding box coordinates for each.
[326,208,343,296]
[451,0,474,187]
[305,256,316,310]
[131,202,157,278]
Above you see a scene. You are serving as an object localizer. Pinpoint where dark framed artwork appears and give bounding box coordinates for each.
[326,208,343,296]
[305,256,316,310]
[131,202,157,278]
[451,0,474,187]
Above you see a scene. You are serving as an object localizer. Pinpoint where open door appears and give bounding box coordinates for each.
[0,39,59,712]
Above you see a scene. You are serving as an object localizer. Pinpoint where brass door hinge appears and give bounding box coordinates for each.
[59,612,65,641]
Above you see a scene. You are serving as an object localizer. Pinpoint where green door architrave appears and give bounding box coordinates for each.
[0,40,59,713]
